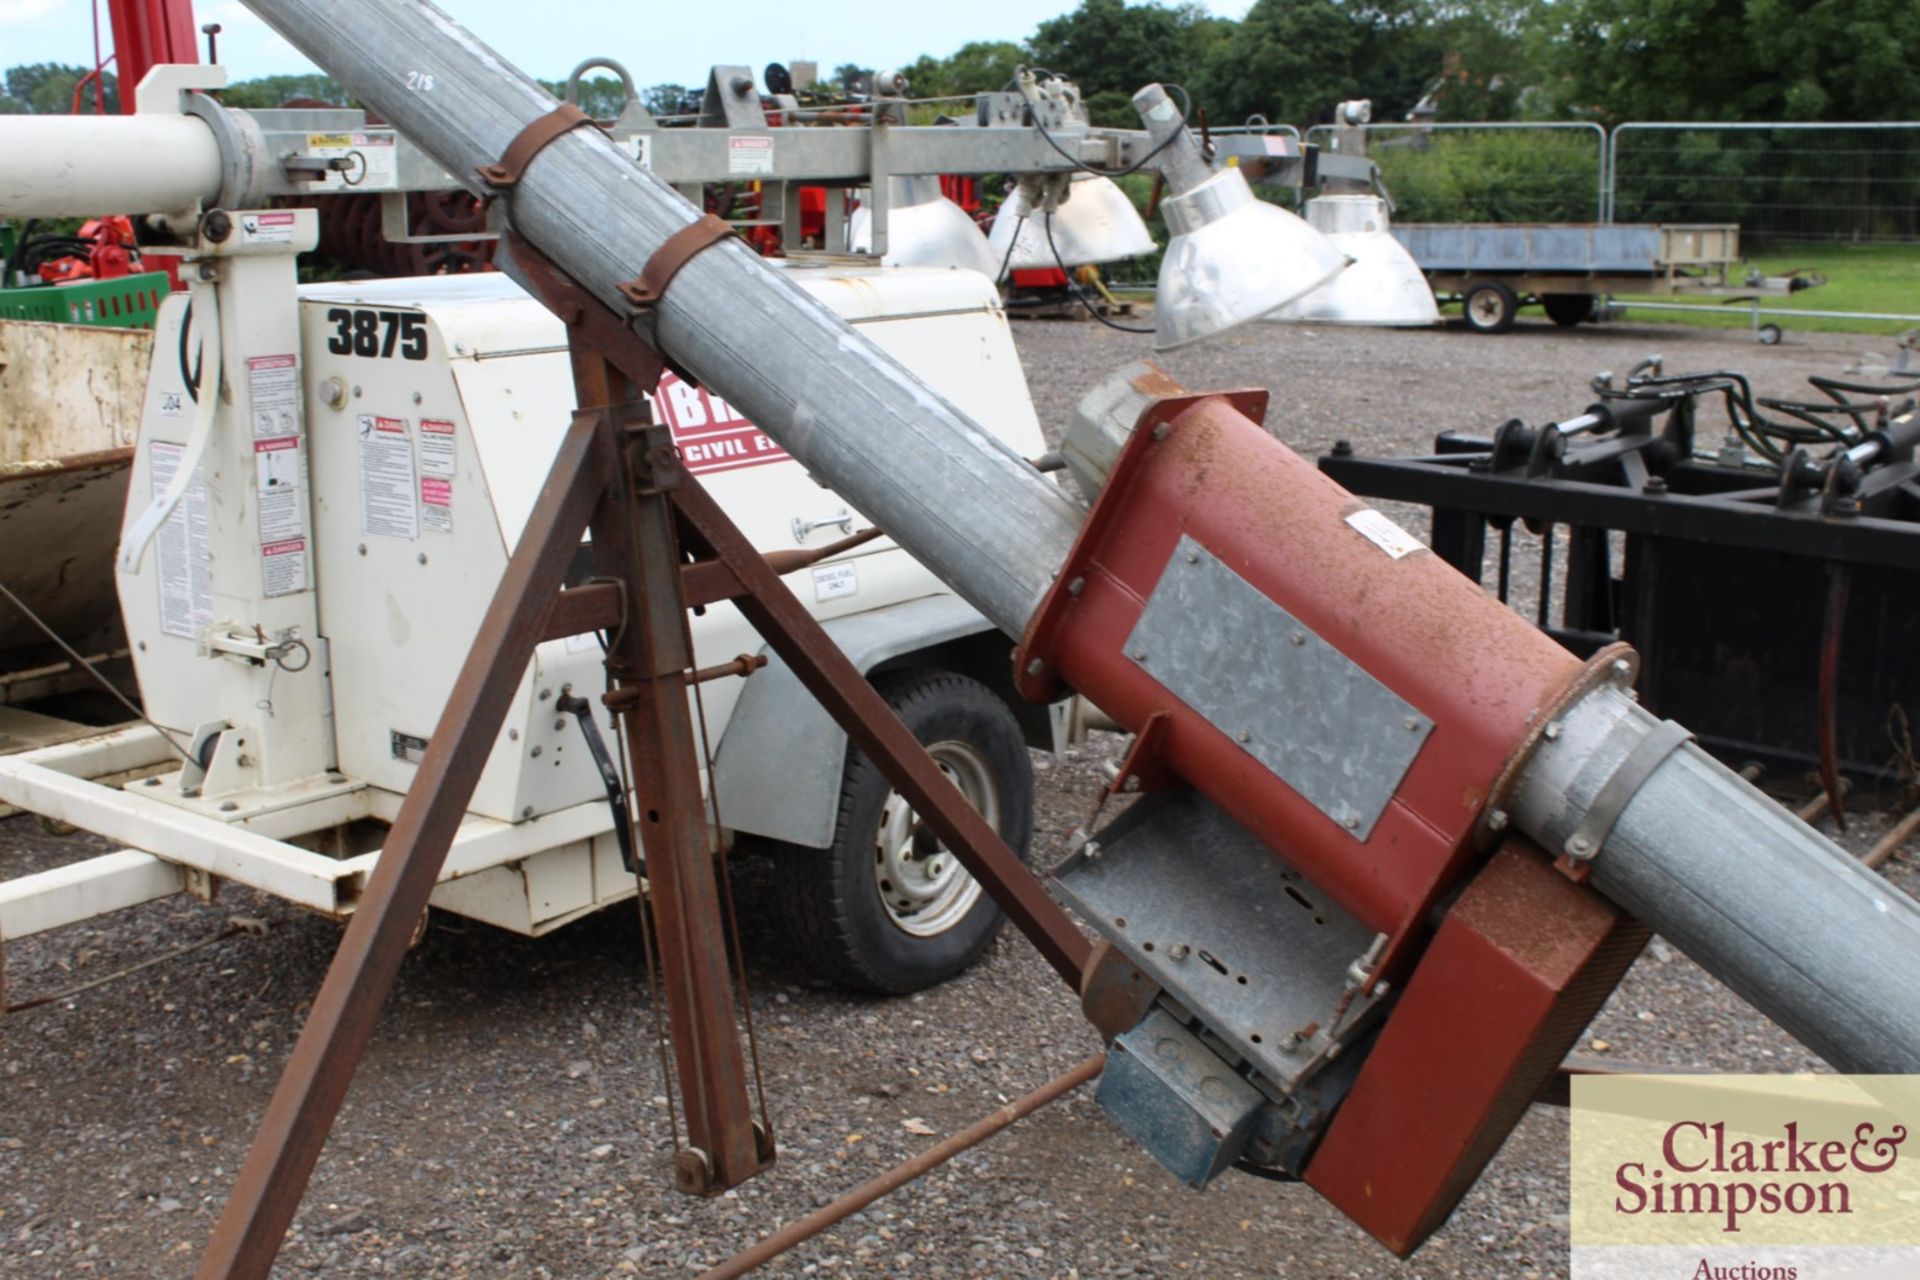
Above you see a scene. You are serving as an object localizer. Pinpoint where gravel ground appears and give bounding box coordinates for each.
[3,313,1915,1279]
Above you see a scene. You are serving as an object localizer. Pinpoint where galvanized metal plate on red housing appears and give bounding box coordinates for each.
[1022,391,1587,952]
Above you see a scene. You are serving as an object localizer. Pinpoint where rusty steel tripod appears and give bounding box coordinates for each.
[191,234,1093,1277]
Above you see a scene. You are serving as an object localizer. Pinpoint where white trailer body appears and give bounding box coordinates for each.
[0,261,1060,953]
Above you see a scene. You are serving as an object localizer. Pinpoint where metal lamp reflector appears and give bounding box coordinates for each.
[1266,194,1438,327]
[848,176,1001,278]
[1153,166,1350,350]
[987,174,1157,271]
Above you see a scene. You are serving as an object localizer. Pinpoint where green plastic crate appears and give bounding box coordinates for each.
[0,272,173,329]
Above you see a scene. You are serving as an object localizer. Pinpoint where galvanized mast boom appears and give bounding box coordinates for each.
[239,0,1083,638]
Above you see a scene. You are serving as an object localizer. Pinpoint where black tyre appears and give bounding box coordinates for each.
[1542,292,1596,327]
[1461,280,1518,334]
[772,670,1033,995]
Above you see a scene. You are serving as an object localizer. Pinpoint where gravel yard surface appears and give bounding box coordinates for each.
[3,314,1912,1278]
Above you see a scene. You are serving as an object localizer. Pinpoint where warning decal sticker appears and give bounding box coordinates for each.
[420,476,452,533]
[358,414,418,539]
[149,440,210,640]
[255,436,305,543]
[247,354,302,440]
[418,418,457,477]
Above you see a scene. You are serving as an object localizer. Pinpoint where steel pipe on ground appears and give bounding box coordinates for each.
[238,0,1083,638]
[1507,685,1920,1074]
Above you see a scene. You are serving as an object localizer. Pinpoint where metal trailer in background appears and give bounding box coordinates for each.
[1391,221,1820,335]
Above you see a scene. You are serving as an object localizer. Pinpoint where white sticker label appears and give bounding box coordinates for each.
[1344,507,1424,560]
[239,211,297,245]
[148,441,210,640]
[626,134,652,170]
[358,415,418,539]
[301,132,399,192]
[419,476,452,534]
[261,538,309,596]
[247,354,301,440]
[417,418,457,477]
[728,135,774,175]
[254,436,306,543]
[159,390,184,419]
[812,561,858,602]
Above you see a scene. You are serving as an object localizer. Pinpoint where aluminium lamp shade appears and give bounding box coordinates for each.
[1266,194,1439,327]
[1153,165,1350,350]
[848,176,1001,278]
[986,174,1157,272]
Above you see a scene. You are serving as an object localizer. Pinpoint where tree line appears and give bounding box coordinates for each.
[6,0,1915,128]
[900,0,1919,129]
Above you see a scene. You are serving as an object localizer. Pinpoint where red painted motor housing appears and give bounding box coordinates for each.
[1016,373,1607,979]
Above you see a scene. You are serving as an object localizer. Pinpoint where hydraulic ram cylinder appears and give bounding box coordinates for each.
[238,0,1083,638]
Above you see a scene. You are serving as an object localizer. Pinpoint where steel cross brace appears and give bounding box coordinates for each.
[194,257,1089,1280]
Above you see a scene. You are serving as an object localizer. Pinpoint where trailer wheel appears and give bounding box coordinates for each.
[1758,323,1783,346]
[1461,281,1519,334]
[771,671,1033,995]
[1542,293,1596,328]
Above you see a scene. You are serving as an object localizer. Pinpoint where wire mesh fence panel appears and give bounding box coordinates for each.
[1305,123,1607,223]
[1608,123,1920,247]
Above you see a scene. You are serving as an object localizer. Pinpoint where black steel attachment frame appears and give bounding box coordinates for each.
[1320,381,1919,787]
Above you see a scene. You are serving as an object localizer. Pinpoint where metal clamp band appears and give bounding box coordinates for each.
[1563,717,1693,863]
[616,214,737,311]
[477,103,601,189]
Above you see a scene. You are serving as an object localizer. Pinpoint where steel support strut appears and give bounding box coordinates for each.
[587,404,771,1196]
[194,414,614,1279]
[193,244,1090,1276]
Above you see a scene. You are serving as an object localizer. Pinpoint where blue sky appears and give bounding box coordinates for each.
[1,0,1257,89]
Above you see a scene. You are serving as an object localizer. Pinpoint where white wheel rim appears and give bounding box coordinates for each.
[1470,291,1504,326]
[872,739,998,938]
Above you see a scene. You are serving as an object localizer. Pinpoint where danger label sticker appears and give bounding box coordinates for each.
[261,537,309,597]
[358,415,418,539]
[728,135,774,175]
[648,370,790,476]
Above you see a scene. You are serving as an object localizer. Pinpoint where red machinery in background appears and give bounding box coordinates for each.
[103,0,199,107]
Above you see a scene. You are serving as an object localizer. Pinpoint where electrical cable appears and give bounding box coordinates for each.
[1044,213,1155,336]
[0,579,197,766]
[178,296,204,402]
[993,212,1023,283]
[1020,77,1194,179]
[2,218,36,286]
